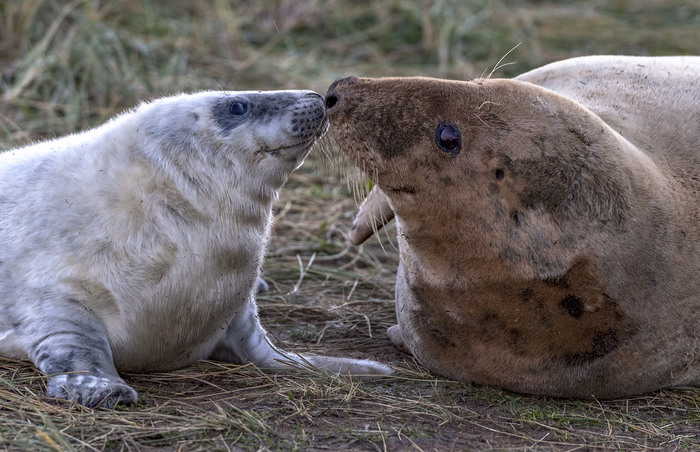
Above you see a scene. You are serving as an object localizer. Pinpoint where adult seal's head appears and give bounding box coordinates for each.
[326,56,700,398]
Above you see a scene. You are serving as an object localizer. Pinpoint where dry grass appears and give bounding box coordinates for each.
[1,0,699,450]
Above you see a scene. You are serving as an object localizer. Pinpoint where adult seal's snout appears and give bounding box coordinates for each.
[325,75,359,113]
[328,75,358,92]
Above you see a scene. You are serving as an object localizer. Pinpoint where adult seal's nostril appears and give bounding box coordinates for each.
[326,76,361,113]
[325,92,340,111]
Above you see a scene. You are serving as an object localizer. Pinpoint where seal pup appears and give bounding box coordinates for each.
[0,90,391,408]
[326,56,700,398]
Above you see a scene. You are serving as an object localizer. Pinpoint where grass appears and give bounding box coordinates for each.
[1,0,699,450]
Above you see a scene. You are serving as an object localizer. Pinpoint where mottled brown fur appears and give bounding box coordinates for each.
[326,56,700,398]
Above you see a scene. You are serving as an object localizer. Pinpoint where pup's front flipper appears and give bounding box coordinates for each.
[210,301,392,376]
[26,303,137,408]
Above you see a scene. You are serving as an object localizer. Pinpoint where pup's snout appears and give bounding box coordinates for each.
[305,91,324,100]
[325,75,358,114]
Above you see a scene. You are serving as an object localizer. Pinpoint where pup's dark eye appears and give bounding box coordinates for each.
[229,101,248,116]
[435,123,461,154]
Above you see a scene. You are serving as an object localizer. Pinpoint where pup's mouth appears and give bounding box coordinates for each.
[265,137,317,154]
[266,120,329,153]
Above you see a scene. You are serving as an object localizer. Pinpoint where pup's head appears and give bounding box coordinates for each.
[136,90,328,191]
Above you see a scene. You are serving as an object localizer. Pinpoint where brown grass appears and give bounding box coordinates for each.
[1,0,699,450]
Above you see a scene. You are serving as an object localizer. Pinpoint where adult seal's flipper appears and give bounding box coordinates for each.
[348,186,394,245]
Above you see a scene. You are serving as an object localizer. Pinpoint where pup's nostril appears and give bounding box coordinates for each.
[325,92,340,110]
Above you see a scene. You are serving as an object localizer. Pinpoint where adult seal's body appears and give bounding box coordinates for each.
[0,90,390,408]
[326,56,700,398]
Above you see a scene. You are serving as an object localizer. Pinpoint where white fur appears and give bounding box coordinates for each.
[0,90,390,408]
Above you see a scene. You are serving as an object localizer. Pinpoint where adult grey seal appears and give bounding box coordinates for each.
[0,90,391,408]
[325,56,700,398]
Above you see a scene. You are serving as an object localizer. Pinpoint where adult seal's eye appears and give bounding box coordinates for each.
[229,101,248,116]
[435,123,461,154]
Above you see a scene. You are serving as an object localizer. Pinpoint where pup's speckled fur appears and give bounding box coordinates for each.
[326,56,700,398]
[0,90,391,408]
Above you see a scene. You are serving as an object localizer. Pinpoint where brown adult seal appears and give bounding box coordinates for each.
[325,56,700,398]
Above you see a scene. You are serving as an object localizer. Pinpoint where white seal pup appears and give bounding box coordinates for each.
[326,56,700,398]
[0,90,391,408]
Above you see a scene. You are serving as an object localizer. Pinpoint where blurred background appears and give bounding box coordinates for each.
[1,0,698,148]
